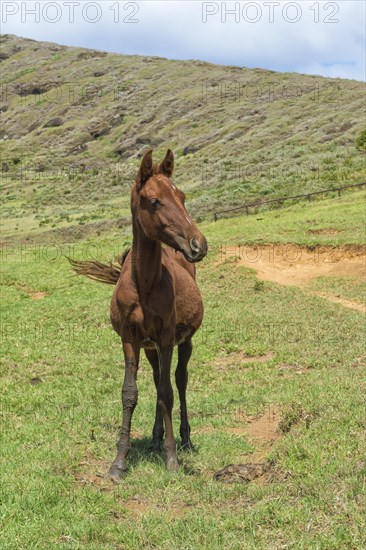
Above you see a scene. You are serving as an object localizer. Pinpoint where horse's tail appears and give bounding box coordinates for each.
[68,249,130,285]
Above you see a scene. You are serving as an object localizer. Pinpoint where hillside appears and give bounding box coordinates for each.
[0,34,365,241]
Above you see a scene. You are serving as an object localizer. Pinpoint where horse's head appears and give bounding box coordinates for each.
[131,149,208,263]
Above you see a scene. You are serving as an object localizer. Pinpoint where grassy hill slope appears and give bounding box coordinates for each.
[1,34,365,241]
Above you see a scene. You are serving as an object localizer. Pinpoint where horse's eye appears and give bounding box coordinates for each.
[150,198,160,208]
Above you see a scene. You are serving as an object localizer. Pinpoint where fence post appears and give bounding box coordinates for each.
[338,188,341,197]
[214,213,217,222]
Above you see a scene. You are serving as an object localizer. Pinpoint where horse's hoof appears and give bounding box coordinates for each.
[181,439,195,452]
[108,465,127,481]
[108,461,127,481]
[166,456,179,471]
[148,440,162,453]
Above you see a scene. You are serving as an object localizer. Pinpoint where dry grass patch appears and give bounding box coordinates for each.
[214,351,275,370]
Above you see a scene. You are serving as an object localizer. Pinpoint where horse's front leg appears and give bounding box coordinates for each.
[109,341,140,480]
[158,345,179,470]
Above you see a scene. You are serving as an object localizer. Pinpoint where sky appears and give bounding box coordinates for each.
[1,0,365,81]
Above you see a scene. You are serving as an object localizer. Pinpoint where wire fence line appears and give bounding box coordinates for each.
[213,182,366,221]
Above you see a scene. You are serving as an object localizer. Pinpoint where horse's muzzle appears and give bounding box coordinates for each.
[182,236,208,263]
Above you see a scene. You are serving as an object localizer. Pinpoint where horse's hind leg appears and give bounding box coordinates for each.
[175,339,194,450]
[145,349,164,451]
[158,345,178,470]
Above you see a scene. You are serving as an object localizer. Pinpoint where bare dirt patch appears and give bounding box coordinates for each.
[29,290,47,299]
[245,404,282,461]
[130,430,144,439]
[221,245,366,286]
[220,245,366,311]
[2,278,48,299]
[123,499,149,516]
[214,405,288,483]
[74,453,114,490]
[197,404,282,453]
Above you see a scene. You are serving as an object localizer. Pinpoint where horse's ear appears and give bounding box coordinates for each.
[158,149,174,178]
[136,149,153,190]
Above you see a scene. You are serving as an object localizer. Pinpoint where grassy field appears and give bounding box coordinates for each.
[205,188,366,246]
[1,191,365,549]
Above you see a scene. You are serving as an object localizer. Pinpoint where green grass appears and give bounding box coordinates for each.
[1,195,366,548]
[307,276,366,305]
[203,189,366,247]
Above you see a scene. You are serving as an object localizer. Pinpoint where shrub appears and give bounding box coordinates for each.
[356,129,366,152]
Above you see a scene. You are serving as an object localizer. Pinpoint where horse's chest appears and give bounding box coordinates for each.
[126,302,144,326]
[121,292,174,337]
[116,266,175,343]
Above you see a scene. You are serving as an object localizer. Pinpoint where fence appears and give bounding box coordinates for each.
[213,182,366,221]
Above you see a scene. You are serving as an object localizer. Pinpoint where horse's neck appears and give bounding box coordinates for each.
[131,218,162,296]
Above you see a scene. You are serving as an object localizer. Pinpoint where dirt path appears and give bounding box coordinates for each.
[221,245,366,312]
[311,291,366,313]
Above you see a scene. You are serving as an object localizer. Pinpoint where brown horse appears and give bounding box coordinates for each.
[71,149,207,479]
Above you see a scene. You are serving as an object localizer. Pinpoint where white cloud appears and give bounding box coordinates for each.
[1,0,365,81]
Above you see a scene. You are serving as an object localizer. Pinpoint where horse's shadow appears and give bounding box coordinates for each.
[122,436,198,475]
[128,436,164,466]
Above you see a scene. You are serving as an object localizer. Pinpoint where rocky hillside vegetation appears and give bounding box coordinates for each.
[1,34,365,240]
